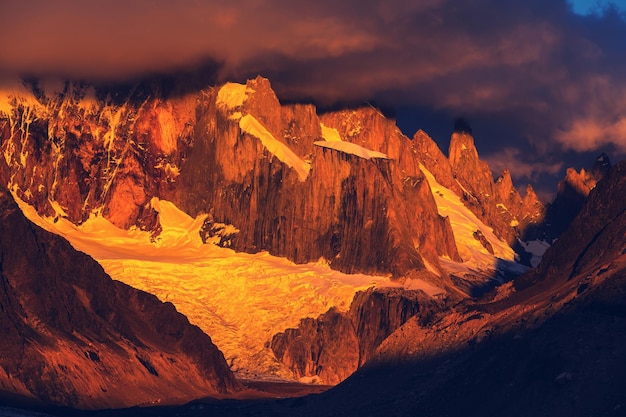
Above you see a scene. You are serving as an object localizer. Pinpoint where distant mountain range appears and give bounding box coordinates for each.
[0,76,623,414]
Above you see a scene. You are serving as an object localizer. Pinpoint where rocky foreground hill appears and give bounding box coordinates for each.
[0,185,238,409]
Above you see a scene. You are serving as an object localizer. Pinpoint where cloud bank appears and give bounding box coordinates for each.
[2,0,625,193]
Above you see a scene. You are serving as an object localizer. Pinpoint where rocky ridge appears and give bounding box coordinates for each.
[542,153,612,241]
[270,287,444,384]
[414,128,545,247]
[0,77,542,287]
[0,185,238,409]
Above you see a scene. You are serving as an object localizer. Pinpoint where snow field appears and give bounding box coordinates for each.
[14,193,388,380]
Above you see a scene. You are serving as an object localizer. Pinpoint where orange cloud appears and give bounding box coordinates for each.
[1,0,625,187]
[484,147,564,183]
[556,117,626,152]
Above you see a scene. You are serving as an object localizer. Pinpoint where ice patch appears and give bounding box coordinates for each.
[239,114,311,181]
[520,239,551,267]
[48,199,68,218]
[320,123,343,142]
[397,278,446,298]
[419,164,516,264]
[217,82,254,110]
[314,141,388,160]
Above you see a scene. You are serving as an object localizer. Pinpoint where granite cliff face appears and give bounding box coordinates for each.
[413,128,544,248]
[0,186,238,409]
[0,77,468,283]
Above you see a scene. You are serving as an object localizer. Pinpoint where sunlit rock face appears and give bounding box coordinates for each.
[445,130,544,245]
[543,153,612,240]
[413,129,545,248]
[0,77,462,281]
[318,108,461,273]
[271,287,443,384]
[270,308,360,385]
[0,186,238,409]
[412,129,462,195]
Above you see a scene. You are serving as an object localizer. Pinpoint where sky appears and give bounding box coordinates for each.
[1,0,625,199]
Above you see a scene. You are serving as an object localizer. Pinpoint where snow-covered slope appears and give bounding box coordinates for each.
[14,191,388,380]
[314,141,388,160]
[316,122,389,160]
[419,164,527,280]
[10,156,528,380]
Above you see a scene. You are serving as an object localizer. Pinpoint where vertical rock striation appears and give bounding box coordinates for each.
[1,77,462,281]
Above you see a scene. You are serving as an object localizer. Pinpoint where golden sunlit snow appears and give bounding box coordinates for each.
[14,193,388,380]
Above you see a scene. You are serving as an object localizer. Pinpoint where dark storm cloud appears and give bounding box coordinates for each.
[2,0,625,192]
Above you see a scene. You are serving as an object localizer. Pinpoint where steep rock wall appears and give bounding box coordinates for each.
[1,77,461,280]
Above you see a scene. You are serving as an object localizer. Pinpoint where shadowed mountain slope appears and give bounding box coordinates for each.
[0,185,238,409]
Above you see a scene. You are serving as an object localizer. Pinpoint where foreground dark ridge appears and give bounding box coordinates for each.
[0,185,239,409]
[9,278,625,417]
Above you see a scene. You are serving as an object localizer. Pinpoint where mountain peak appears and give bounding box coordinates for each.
[495,169,514,198]
[448,131,480,166]
[412,129,461,194]
[592,152,612,179]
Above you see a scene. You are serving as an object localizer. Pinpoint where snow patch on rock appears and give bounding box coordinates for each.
[320,123,343,142]
[314,141,389,160]
[520,239,551,267]
[420,164,516,264]
[216,82,254,111]
[240,114,311,181]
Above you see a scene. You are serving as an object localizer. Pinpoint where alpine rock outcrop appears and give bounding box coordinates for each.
[542,153,612,241]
